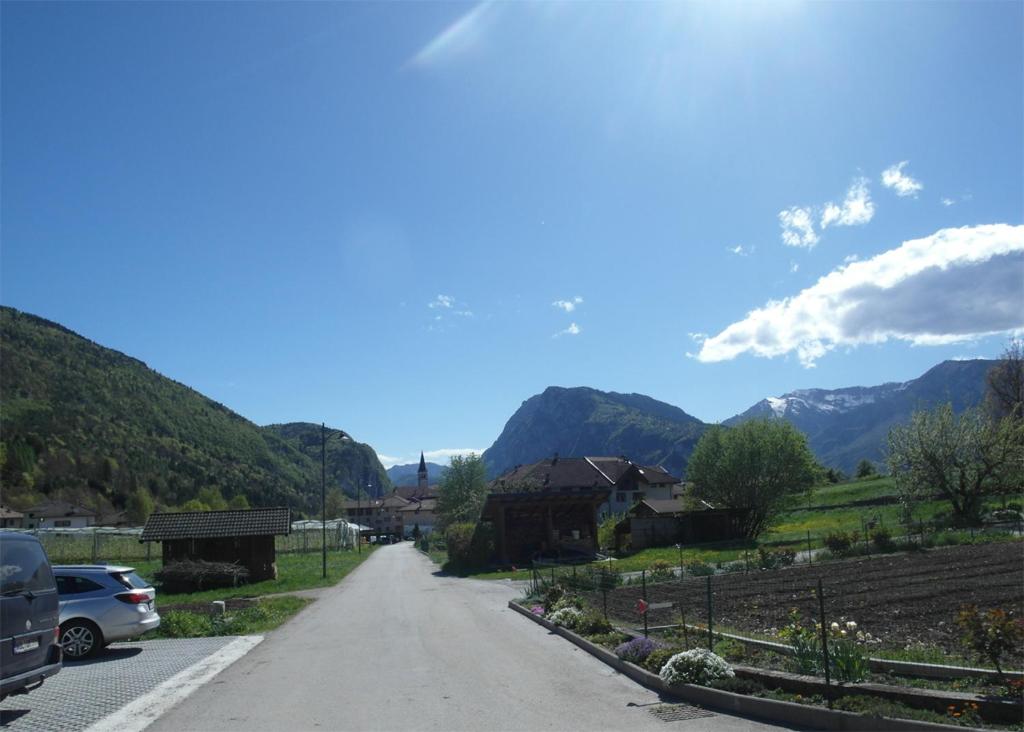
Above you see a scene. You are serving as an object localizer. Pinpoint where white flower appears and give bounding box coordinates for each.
[846,621,857,631]
[830,622,840,632]
[659,648,735,686]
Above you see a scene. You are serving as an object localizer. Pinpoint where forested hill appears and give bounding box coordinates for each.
[483,386,708,478]
[0,307,388,516]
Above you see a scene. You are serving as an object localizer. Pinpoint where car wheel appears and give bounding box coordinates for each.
[60,620,103,659]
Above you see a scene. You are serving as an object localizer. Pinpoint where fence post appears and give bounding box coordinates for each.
[862,519,870,555]
[572,564,577,582]
[642,569,648,638]
[679,602,688,649]
[744,550,749,574]
[817,578,832,709]
[706,575,713,650]
[806,530,813,564]
[92,531,99,563]
[146,541,152,561]
[677,543,684,581]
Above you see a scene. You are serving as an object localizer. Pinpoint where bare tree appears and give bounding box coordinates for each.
[986,339,1024,421]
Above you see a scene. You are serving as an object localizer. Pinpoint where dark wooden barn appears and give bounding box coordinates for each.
[141,507,291,582]
[615,499,750,550]
[480,490,609,565]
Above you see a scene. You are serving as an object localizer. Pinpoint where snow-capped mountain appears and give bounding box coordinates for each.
[725,360,994,474]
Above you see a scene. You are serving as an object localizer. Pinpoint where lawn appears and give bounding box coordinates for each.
[133,547,376,605]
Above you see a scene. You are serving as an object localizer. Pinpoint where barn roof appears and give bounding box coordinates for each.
[141,507,291,541]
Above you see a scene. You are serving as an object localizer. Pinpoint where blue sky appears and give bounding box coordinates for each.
[3,1,1022,468]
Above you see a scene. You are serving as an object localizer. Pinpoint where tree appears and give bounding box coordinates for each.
[855,459,877,479]
[324,488,345,519]
[436,454,488,529]
[125,486,155,525]
[986,339,1024,421]
[887,404,1023,524]
[227,494,250,510]
[686,420,817,538]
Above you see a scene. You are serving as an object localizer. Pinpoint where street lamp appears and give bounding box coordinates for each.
[321,423,351,579]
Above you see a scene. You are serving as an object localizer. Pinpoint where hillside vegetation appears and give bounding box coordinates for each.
[0,307,388,516]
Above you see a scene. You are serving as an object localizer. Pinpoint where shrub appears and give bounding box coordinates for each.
[646,560,676,583]
[643,648,679,674]
[823,531,859,555]
[828,620,871,682]
[154,560,250,593]
[548,607,584,630]
[757,547,795,570]
[871,527,894,551]
[540,583,564,612]
[707,676,765,695]
[615,637,664,665]
[444,522,494,571]
[956,605,1024,676]
[576,610,613,636]
[685,560,715,577]
[778,608,821,674]
[713,637,746,662]
[659,648,734,686]
[550,594,582,613]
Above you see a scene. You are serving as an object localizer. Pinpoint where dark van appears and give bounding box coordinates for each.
[0,531,62,700]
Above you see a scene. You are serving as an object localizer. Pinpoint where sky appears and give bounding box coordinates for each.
[2,1,1022,469]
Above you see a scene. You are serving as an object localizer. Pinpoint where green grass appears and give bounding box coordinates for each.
[135,548,375,605]
[150,595,311,638]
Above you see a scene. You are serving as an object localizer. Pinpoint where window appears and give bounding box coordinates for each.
[633,492,645,502]
[54,520,71,527]
[55,575,104,596]
[615,492,626,503]
[0,540,55,594]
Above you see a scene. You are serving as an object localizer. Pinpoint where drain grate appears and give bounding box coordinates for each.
[647,703,716,722]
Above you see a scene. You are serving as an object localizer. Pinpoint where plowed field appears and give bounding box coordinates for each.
[586,542,1024,662]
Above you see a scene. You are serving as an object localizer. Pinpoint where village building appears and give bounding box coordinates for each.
[491,455,681,518]
[0,505,24,528]
[140,507,291,582]
[614,498,750,551]
[392,452,440,537]
[342,493,410,543]
[22,500,97,529]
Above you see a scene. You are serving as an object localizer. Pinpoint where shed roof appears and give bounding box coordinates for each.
[25,501,97,518]
[141,507,291,541]
[631,498,689,515]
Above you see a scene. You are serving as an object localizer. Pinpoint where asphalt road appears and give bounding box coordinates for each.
[151,543,796,732]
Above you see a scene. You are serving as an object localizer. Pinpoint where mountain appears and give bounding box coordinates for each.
[482,386,708,478]
[0,306,388,514]
[386,461,448,486]
[725,359,994,474]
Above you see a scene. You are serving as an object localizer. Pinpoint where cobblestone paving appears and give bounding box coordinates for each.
[0,637,237,731]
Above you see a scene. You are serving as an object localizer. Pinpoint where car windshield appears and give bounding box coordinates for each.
[0,540,55,594]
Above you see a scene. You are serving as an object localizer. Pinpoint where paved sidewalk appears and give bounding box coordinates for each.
[0,637,252,732]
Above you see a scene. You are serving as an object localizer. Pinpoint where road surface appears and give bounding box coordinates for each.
[151,543,796,732]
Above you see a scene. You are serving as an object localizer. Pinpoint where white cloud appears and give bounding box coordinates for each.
[376,454,405,469]
[552,296,584,312]
[428,294,454,309]
[941,197,956,207]
[554,322,581,338]
[844,254,860,264]
[790,262,800,273]
[821,178,875,228]
[779,206,819,249]
[424,448,483,463]
[688,332,708,343]
[407,2,497,68]
[728,245,753,256]
[881,161,923,197]
[696,224,1024,367]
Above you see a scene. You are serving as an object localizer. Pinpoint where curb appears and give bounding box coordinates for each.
[509,602,990,732]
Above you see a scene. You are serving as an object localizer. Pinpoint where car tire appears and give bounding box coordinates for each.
[60,620,103,659]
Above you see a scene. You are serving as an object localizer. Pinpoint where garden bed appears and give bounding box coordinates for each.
[510,601,1001,731]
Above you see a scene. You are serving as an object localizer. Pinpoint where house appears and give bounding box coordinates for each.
[140,507,291,582]
[479,489,609,565]
[23,500,97,529]
[342,493,410,543]
[614,498,750,550]
[492,455,681,518]
[398,497,437,537]
[0,505,24,528]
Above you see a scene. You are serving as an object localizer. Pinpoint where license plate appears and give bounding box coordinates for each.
[14,639,39,654]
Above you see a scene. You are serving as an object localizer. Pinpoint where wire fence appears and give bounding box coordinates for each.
[8,521,363,564]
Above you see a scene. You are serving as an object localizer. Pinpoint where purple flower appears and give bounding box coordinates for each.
[614,637,664,664]
[531,605,545,616]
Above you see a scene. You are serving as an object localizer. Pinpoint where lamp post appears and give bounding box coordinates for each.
[321,423,351,579]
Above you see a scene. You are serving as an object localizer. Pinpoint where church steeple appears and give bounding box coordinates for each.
[417,451,428,490]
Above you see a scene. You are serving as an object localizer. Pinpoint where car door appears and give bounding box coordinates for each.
[0,536,60,682]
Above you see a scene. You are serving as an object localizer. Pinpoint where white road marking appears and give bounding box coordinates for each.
[85,635,263,732]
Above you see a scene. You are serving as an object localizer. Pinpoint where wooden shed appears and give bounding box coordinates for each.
[141,507,291,582]
[615,499,750,550]
[480,490,609,565]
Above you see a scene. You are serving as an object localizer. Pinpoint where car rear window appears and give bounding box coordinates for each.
[111,571,150,590]
[0,539,56,594]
